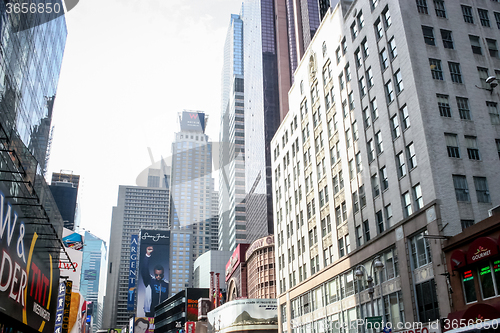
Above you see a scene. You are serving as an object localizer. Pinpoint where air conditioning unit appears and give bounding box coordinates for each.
[488,205,500,217]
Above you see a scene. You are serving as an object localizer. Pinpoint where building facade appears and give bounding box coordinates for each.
[219,14,247,252]
[0,2,68,332]
[80,231,107,332]
[246,234,277,299]
[193,250,233,289]
[49,171,80,230]
[103,171,170,327]
[272,1,500,332]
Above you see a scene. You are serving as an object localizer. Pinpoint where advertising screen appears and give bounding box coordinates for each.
[133,317,154,333]
[180,111,206,133]
[137,230,170,317]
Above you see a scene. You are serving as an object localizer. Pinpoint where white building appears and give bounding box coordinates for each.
[272,0,500,332]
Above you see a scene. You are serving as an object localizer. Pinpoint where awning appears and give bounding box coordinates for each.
[466,237,499,264]
[446,303,500,331]
[450,249,467,271]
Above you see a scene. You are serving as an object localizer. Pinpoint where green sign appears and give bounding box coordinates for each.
[365,316,383,328]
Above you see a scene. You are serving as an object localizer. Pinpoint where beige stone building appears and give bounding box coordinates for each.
[271,0,500,332]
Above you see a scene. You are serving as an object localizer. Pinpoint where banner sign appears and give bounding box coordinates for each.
[84,269,97,280]
[54,282,66,333]
[180,111,206,132]
[128,235,139,311]
[0,189,60,332]
[62,281,73,333]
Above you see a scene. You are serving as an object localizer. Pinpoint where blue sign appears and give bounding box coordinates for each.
[54,282,66,333]
[127,235,139,311]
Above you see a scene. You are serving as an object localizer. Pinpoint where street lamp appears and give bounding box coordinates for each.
[355,257,384,318]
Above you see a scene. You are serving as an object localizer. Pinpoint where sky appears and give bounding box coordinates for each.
[47,0,242,243]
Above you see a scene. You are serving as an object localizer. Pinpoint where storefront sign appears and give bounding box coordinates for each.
[62,281,72,333]
[54,282,66,333]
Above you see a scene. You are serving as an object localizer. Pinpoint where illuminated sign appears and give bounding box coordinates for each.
[480,266,492,276]
[463,270,474,282]
[127,235,139,311]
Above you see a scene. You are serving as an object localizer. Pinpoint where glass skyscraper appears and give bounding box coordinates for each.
[219,14,246,251]
[80,231,107,331]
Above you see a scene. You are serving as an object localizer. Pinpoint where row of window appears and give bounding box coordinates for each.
[453,175,491,203]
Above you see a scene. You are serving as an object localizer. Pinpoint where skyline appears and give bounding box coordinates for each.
[47,0,242,242]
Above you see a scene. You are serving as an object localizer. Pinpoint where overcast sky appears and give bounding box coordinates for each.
[47,0,242,243]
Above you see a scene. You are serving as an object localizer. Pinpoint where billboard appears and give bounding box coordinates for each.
[133,317,154,333]
[207,299,278,333]
[0,189,61,332]
[128,235,139,311]
[137,230,170,317]
[62,229,84,250]
[59,247,83,291]
[180,111,206,133]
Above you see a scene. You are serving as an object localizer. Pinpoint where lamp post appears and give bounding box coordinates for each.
[355,257,384,319]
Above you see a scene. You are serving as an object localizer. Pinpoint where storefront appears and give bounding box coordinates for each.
[444,213,500,328]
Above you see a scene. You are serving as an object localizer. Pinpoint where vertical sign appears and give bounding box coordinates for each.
[54,282,66,333]
[128,235,139,311]
[62,281,73,333]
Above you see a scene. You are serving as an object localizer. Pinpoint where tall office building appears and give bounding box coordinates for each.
[80,231,107,331]
[103,166,170,327]
[219,14,247,251]
[49,171,80,230]
[170,111,217,294]
[272,1,500,331]
[0,3,68,332]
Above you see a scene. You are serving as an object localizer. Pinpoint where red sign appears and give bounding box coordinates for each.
[466,237,498,263]
[225,244,249,281]
[185,322,195,333]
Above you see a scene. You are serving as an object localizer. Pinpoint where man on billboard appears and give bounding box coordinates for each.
[134,318,149,333]
[141,245,169,316]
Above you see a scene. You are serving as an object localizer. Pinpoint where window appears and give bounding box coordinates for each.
[339,170,344,190]
[376,210,384,233]
[465,136,480,160]
[383,7,392,28]
[413,184,423,210]
[380,166,389,191]
[422,26,435,46]
[354,48,361,67]
[356,225,363,246]
[396,152,407,178]
[342,201,347,221]
[345,63,351,82]
[375,131,383,154]
[339,73,345,90]
[358,12,365,29]
[385,204,393,227]
[335,205,341,225]
[478,8,491,27]
[487,101,500,124]
[351,22,358,40]
[358,77,366,98]
[371,97,378,120]
[462,5,474,23]
[338,238,345,257]
[360,185,366,207]
[453,175,470,202]
[434,0,446,18]
[461,220,475,231]
[363,220,371,242]
[478,67,490,89]
[415,280,440,322]
[445,133,460,158]
[361,38,369,58]
[474,177,490,203]
[348,91,355,110]
[363,107,371,128]
[497,139,500,158]
[456,97,471,120]
[391,115,400,139]
[355,152,362,173]
[441,29,453,49]
[487,38,499,57]
[380,49,389,70]
[352,121,358,141]
[366,67,374,87]
[429,59,443,80]
[402,192,412,217]
[353,191,359,213]
[495,11,500,29]
[385,80,394,103]
[371,0,379,10]
[375,19,384,39]
[336,47,341,64]
[436,94,451,118]
[416,0,428,14]
[407,142,417,169]
[372,173,380,197]
[448,62,462,83]
[469,35,482,55]
[394,70,404,93]
[346,128,351,148]
[410,230,432,269]
[342,37,347,55]
[401,105,410,129]
[389,37,398,59]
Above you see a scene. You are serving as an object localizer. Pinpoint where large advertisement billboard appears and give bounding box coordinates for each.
[59,246,83,292]
[207,299,278,333]
[128,235,139,311]
[137,230,170,317]
[180,111,206,133]
[0,188,61,332]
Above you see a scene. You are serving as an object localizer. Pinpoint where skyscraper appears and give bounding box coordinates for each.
[170,111,217,293]
[219,14,247,251]
[272,1,500,331]
[103,166,170,327]
[50,171,80,230]
[80,231,107,331]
